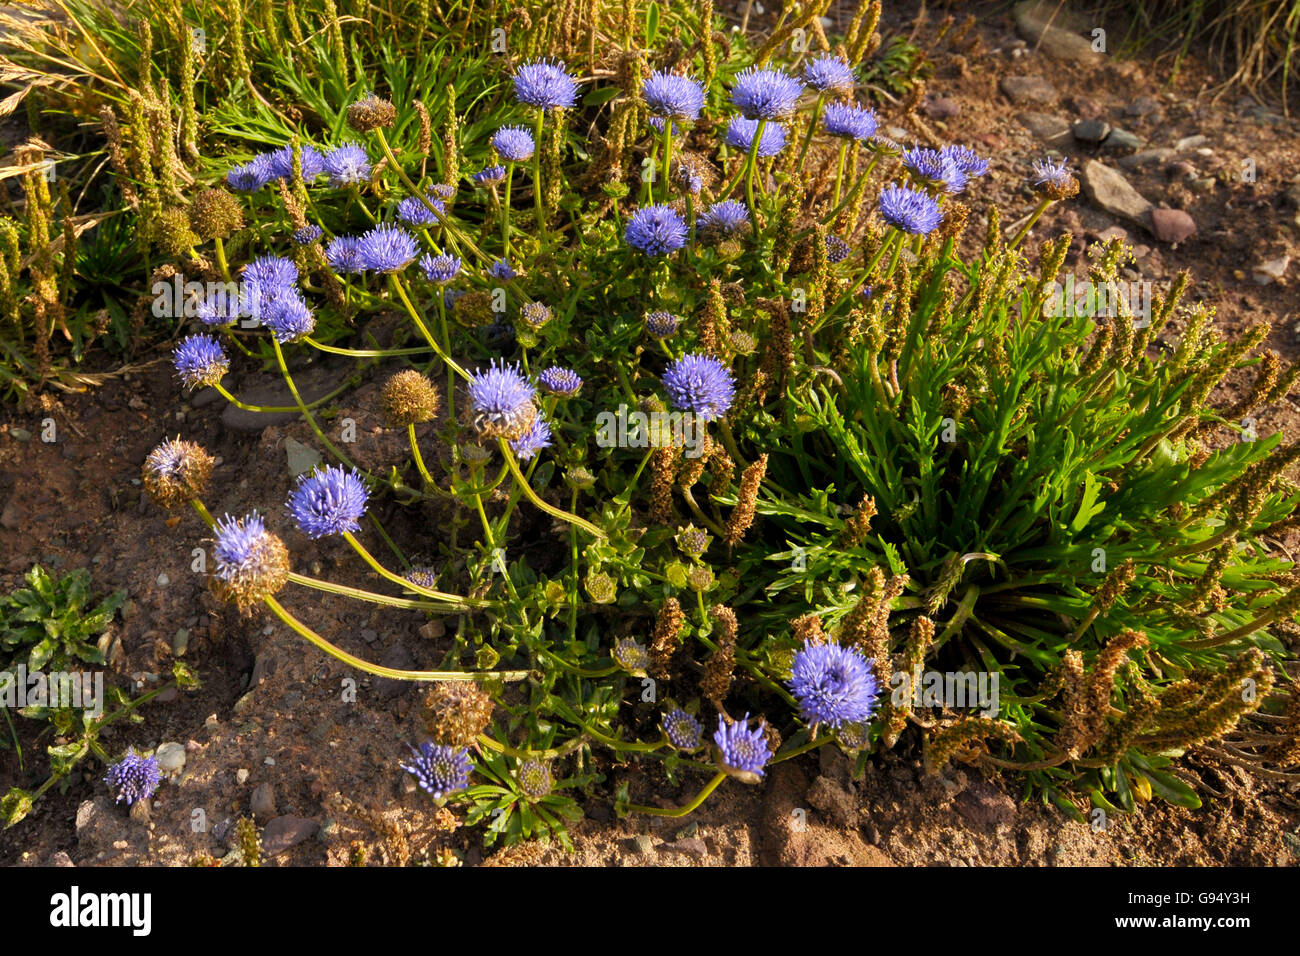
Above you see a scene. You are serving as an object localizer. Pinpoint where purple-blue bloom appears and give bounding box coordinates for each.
[420,253,462,285]
[803,55,855,96]
[261,291,316,343]
[822,101,878,141]
[662,353,736,421]
[293,224,323,245]
[902,145,966,193]
[663,709,703,750]
[264,144,326,183]
[488,258,517,280]
[697,199,750,238]
[943,144,989,179]
[725,116,786,156]
[624,204,688,256]
[226,155,276,192]
[789,640,880,729]
[104,748,161,805]
[196,286,241,327]
[537,366,583,397]
[404,566,439,590]
[323,143,371,186]
[827,235,851,264]
[1032,156,1074,189]
[287,465,369,539]
[473,164,507,186]
[642,70,705,121]
[325,235,366,275]
[644,310,679,339]
[243,254,299,294]
[212,512,279,585]
[396,194,446,227]
[878,183,944,235]
[174,334,229,388]
[357,224,418,272]
[509,416,553,461]
[401,742,473,799]
[714,714,772,778]
[491,125,536,163]
[512,58,579,109]
[467,360,536,430]
[731,65,805,120]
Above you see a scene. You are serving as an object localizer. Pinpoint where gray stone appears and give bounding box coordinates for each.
[1016,111,1071,143]
[1080,160,1153,227]
[1174,134,1209,152]
[1014,0,1101,64]
[285,437,322,478]
[1253,256,1291,285]
[155,741,187,774]
[1072,119,1110,144]
[1000,75,1058,106]
[1102,127,1145,151]
[923,96,961,119]
[262,815,319,856]
[1126,95,1162,117]
[220,375,335,433]
[250,782,277,819]
[630,833,656,856]
[955,783,1018,827]
[171,628,190,656]
[9,427,31,442]
[48,851,75,867]
[1149,208,1197,244]
[660,836,708,857]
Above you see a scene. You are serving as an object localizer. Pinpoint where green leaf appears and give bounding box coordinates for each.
[645,1,660,45]
[1,788,33,828]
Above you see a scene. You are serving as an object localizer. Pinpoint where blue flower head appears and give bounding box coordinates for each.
[264,144,325,183]
[174,334,228,389]
[474,165,507,186]
[803,55,855,96]
[731,65,805,119]
[323,143,371,186]
[325,235,366,275]
[902,145,966,193]
[624,204,688,256]
[211,511,290,607]
[521,301,551,328]
[512,58,579,109]
[420,253,462,285]
[397,194,446,227]
[226,155,276,192]
[643,70,705,121]
[662,353,735,421]
[714,714,772,780]
[491,125,536,163]
[698,199,750,239]
[467,360,537,439]
[1031,156,1078,198]
[789,640,880,729]
[725,116,787,157]
[405,566,439,590]
[488,258,517,280]
[104,748,161,805]
[878,183,944,235]
[644,310,679,339]
[822,101,878,141]
[261,291,316,343]
[827,235,851,264]
[288,465,369,539]
[293,224,324,245]
[196,286,241,327]
[537,366,583,397]
[663,709,703,750]
[357,224,417,272]
[943,144,989,179]
[401,742,472,800]
[509,415,553,461]
[243,254,299,296]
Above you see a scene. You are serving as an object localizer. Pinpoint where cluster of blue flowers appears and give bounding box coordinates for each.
[227,142,372,193]
[104,748,161,805]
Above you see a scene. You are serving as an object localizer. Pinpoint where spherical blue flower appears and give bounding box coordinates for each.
[261,291,316,343]
[488,258,517,280]
[822,101,878,141]
[264,144,326,183]
[491,125,536,163]
[212,511,285,591]
[473,164,507,186]
[467,360,537,437]
[642,70,705,121]
[357,224,417,272]
[396,194,446,227]
[714,713,772,779]
[521,301,551,328]
[401,742,473,799]
[624,204,688,256]
[292,224,323,245]
[902,145,966,193]
[878,183,944,235]
[287,465,369,539]
[243,254,299,309]
[325,235,365,275]
[323,143,371,186]
[174,334,228,388]
[1032,156,1075,191]
[431,183,457,201]
[943,144,988,179]
[404,566,439,590]
[730,65,805,120]
[661,353,735,421]
[196,286,241,327]
[509,416,553,461]
[226,155,276,192]
[697,199,750,238]
[644,310,679,339]
[511,58,579,110]
[789,640,880,729]
[725,116,786,157]
[104,748,160,805]
[537,366,582,397]
[419,253,462,285]
[663,709,703,750]
[677,163,704,194]
[827,235,851,264]
[803,55,855,96]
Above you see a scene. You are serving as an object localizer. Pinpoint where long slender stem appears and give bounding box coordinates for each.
[497,438,604,538]
[388,273,467,379]
[341,530,495,608]
[625,771,727,817]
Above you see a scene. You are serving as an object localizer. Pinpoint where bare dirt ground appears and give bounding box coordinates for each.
[2,0,1300,866]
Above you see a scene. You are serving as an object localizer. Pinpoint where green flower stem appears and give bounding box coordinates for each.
[770,734,833,765]
[437,292,456,422]
[743,119,766,225]
[832,139,849,209]
[303,336,430,358]
[580,723,667,754]
[532,110,548,246]
[264,595,525,682]
[796,93,825,174]
[270,338,367,476]
[477,734,569,761]
[1008,196,1053,250]
[287,571,461,611]
[350,184,377,223]
[816,153,879,228]
[213,236,233,283]
[498,438,604,538]
[213,379,346,414]
[341,530,494,609]
[408,423,435,486]
[661,117,673,204]
[625,771,727,817]
[502,163,514,258]
[387,273,468,380]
